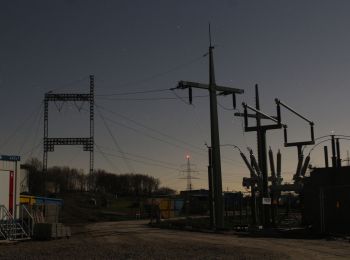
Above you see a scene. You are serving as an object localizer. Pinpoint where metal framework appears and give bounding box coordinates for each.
[43,75,94,176]
[239,85,282,227]
[275,99,315,180]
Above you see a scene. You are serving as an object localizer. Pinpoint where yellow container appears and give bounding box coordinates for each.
[20,195,36,205]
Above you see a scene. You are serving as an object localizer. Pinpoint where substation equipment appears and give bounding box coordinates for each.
[237,87,315,228]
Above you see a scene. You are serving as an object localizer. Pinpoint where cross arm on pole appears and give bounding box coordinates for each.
[275,99,314,125]
[174,81,244,107]
[240,102,283,133]
[176,81,244,94]
[243,103,281,124]
[275,99,315,147]
[234,112,278,120]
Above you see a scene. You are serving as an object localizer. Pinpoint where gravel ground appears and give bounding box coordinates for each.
[1,220,350,259]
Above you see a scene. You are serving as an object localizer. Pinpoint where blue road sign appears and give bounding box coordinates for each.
[0,155,21,161]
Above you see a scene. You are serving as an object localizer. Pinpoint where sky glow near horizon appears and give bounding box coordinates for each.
[1,0,350,191]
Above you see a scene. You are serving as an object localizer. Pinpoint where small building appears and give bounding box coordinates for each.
[302,166,350,234]
[0,157,21,217]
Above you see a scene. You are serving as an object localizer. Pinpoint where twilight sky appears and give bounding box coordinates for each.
[1,0,350,191]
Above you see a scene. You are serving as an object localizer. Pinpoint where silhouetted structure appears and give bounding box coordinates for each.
[302,166,350,234]
[43,75,94,180]
[174,26,244,229]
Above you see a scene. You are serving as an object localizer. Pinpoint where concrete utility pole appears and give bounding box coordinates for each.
[174,26,244,229]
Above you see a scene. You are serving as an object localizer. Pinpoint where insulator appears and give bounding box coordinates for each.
[295,155,303,179]
[277,149,281,178]
[240,152,255,177]
[250,153,261,176]
[268,147,276,178]
[300,155,310,177]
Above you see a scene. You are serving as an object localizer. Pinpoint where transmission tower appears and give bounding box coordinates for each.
[179,155,198,191]
[43,75,94,178]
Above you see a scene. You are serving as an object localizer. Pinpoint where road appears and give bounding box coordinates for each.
[0,220,350,259]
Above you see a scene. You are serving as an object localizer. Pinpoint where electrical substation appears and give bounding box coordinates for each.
[2,30,350,245]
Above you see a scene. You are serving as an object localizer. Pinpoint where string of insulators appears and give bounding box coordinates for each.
[276,149,281,178]
[240,152,256,178]
[294,155,303,180]
[300,155,310,177]
[268,147,276,179]
[250,152,261,177]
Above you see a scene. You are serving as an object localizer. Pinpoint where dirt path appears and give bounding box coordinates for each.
[0,220,349,259]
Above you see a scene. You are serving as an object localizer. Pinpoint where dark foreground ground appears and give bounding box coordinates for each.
[1,220,350,259]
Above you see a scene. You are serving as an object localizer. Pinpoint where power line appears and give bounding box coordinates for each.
[96,94,208,101]
[96,144,181,169]
[217,101,235,111]
[96,88,170,97]
[47,75,89,93]
[94,146,181,172]
[20,141,42,158]
[29,107,44,158]
[0,101,44,152]
[18,101,44,155]
[95,143,122,174]
[95,104,245,168]
[96,104,207,153]
[96,53,206,92]
[96,106,135,173]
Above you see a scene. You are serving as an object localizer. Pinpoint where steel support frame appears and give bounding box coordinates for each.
[241,85,282,227]
[43,75,94,180]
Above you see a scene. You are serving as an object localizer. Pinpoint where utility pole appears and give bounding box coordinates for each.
[173,26,244,229]
[336,138,341,168]
[207,146,215,228]
[331,135,336,168]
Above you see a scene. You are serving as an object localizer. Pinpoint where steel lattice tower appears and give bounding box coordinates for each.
[43,75,94,177]
[180,155,198,191]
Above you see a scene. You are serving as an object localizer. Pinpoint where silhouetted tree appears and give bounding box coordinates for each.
[24,158,167,196]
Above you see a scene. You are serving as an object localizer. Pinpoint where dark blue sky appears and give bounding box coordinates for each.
[1,0,350,191]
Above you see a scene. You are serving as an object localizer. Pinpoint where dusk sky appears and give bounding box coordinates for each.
[1,0,350,191]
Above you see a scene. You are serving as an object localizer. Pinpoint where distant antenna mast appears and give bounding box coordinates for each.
[180,155,198,191]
